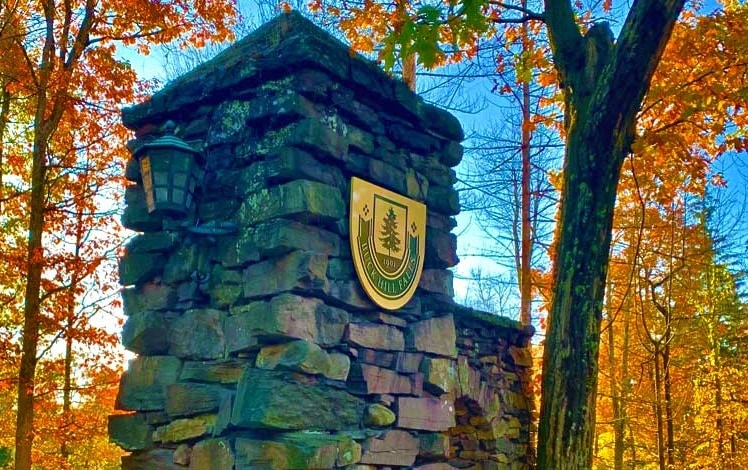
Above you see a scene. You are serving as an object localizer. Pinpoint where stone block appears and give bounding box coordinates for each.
[358,349,395,368]
[179,360,246,384]
[327,353,353,381]
[426,185,460,216]
[397,396,455,431]
[406,315,457,358]
[226,294,348,353]
[265,146,346,188]
[173,445,191,466]
[326,258,354,280]
[344,125,375,155]
[208,100,253,144]
[234,433,361,469]
[387,120,441,154]
[421,357,457,395]
[414,464,455,470]
[456,355,481,399]
[287,117,349,162]
[439,141,464,167]
[411,154,457,188]
[122,283,176,316]
[216,233,259,268]
[237,179,345,227]
[119,252,165,286]
[360,429,419,466]
[126,232,179,254]
[418,432,451,459]
[406,168,429,201]
[165,383,221,417]
[169,309,226,360]
[121,185,162,232]
[418,269,455,298]
[121,449,183,470]
[348,363,412,395]
[331,88,384,135]
[422,102,464,141]
[509,345,534,367]
[116,356,182,411]
[245,90,321,124]
[242,250,328,299]
[207,265,243,307]
[395,352,424,374]
[368,311,407,327]
[256,339,350,380]
[122,311,169,355]
[153,414,216,443]
[425,228,459,269]
[248,219,341,258]
[363,403,396,427]
[345,322,404,351]
[231,369,364,431]
[189,439,235,470]
[213,390,235,437]
[162,244,198,283]
[108,413,152,451]
[369,158,406,194]
[324,280,376,310]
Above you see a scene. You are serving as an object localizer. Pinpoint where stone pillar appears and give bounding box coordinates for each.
[111,11,533,470]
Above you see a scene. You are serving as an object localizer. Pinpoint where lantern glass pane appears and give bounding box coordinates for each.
[174,172,187,188]
[173,189,185,206]
[154,171,169,185]
[156,187,169,202]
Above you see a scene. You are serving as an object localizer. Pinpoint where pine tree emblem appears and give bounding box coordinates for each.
[379,206,401,256]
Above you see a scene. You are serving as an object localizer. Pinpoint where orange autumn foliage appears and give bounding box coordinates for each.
[0,0,237,468]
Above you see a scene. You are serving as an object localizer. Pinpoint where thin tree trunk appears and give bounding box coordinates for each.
[715,373,725,469]
[0,81,10,210]
[537,0,684,465]
[15,4,59,466]
[519,0,532,327]
[653,345,666,470]
[618,299,631,468]
[61,202,86,462]
[663,339,675,469]
[15,127,48,470]
[61,332,73,460]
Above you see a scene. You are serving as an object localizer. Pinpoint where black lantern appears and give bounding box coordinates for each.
[134,121,202,218]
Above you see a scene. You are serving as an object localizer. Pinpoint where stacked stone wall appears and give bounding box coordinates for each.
[111,12,533,470]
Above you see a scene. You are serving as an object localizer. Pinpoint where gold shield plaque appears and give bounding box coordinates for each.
[350,177,426,310]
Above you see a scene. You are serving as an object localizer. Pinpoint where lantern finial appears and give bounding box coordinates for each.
[163,120,177,134]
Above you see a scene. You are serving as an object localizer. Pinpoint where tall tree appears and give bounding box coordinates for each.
[1,2,237,469]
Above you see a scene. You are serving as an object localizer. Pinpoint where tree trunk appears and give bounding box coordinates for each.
[663,339,675,469]
[653,345,666,470]
[617,299,631,469]
[537,0,685,465]
[519,0,532,327]
[62,204,85,462]
[0,82,10,210]
[15,131,48,470]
